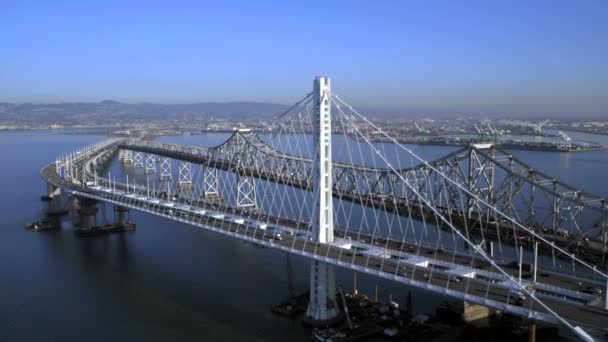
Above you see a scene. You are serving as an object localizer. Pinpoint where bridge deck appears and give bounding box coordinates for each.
[41,159,608,333]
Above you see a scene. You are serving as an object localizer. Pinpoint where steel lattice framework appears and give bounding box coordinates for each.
[203,167,220,200]
[117,131,608,265]
[133,151,144,168]
[178,161,193,188]
[159,156,172,180]
[145,154,156,173]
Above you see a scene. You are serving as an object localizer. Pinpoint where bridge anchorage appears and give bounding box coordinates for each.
[41,78,608,341]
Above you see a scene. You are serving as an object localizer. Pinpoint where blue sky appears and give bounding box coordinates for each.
[1,0,606,117]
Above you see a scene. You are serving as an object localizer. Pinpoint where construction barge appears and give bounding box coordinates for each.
[74,222,136,237]
[272,287,564,341]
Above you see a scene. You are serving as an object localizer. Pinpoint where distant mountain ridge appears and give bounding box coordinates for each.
[0,100,599,124]
[0,101,290,125]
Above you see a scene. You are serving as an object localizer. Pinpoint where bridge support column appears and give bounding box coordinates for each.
[160,157,172,181]
[528,320,536,342]
[77,198,98,230]
[178,161,193,188]
[133,151,144,168]
[306,76,339,323]
[45,183,69,216]
[203,167,222,201]
[46,183,59,199]
[115,205,130,225]
[306,260,338,321]
[145,154,156,173]
[122,150,133,165]
[236,173,256,208]
[73,200,135,236]
[119,149,127,162]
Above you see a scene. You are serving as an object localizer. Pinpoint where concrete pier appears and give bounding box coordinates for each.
[115,206,129,225]
[306,260,339,323]
[45,183,69,216]
[528,320,536,342]
[46,183,59,199]
[74,199,135,237]
[306,77,340,325]
[77,198,99,230]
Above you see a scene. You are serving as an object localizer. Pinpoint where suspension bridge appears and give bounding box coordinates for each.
[41,77,608,341]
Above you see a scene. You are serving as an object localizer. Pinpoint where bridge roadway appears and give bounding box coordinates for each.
[41,161,608,334]
[118,140,608,264]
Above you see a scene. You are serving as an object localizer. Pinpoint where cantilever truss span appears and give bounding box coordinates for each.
[118,129,608,266]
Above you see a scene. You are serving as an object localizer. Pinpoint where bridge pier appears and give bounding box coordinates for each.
[44,183,69,216]
[236,173,256,208]
[121,149,133,165]
[203,167,222,201]
[133,151,144,168]
[178,161,193,188]
[306,260,339,323]
[45,183,59,200]
[115,205,130,226]
[119,149,127,162]
[145,154,157,173]
[73,197,135,236]
[528,320,536,342]
[159,157,172,181]
[77,198,98,230]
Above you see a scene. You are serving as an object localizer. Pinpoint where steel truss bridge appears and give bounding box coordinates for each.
[41,78,607,341]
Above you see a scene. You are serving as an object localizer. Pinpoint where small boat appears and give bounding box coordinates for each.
[24,220,59,231]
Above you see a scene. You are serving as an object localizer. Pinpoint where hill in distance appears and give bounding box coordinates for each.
[0,101,290,125]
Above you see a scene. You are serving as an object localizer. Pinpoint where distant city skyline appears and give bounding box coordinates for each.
[1,0,606,118]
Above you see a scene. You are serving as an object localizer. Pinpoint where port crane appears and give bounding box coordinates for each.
[473,121,501,142]
[414,122,430,135]
[558,131,572,150]
[533,119,550,133]
[486,121,496,136]
[473,122,485,136]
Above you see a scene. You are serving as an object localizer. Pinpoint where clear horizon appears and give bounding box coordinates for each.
[1,1,607,118]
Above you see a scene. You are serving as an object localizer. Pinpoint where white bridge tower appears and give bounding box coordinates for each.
[306,76,339,322]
